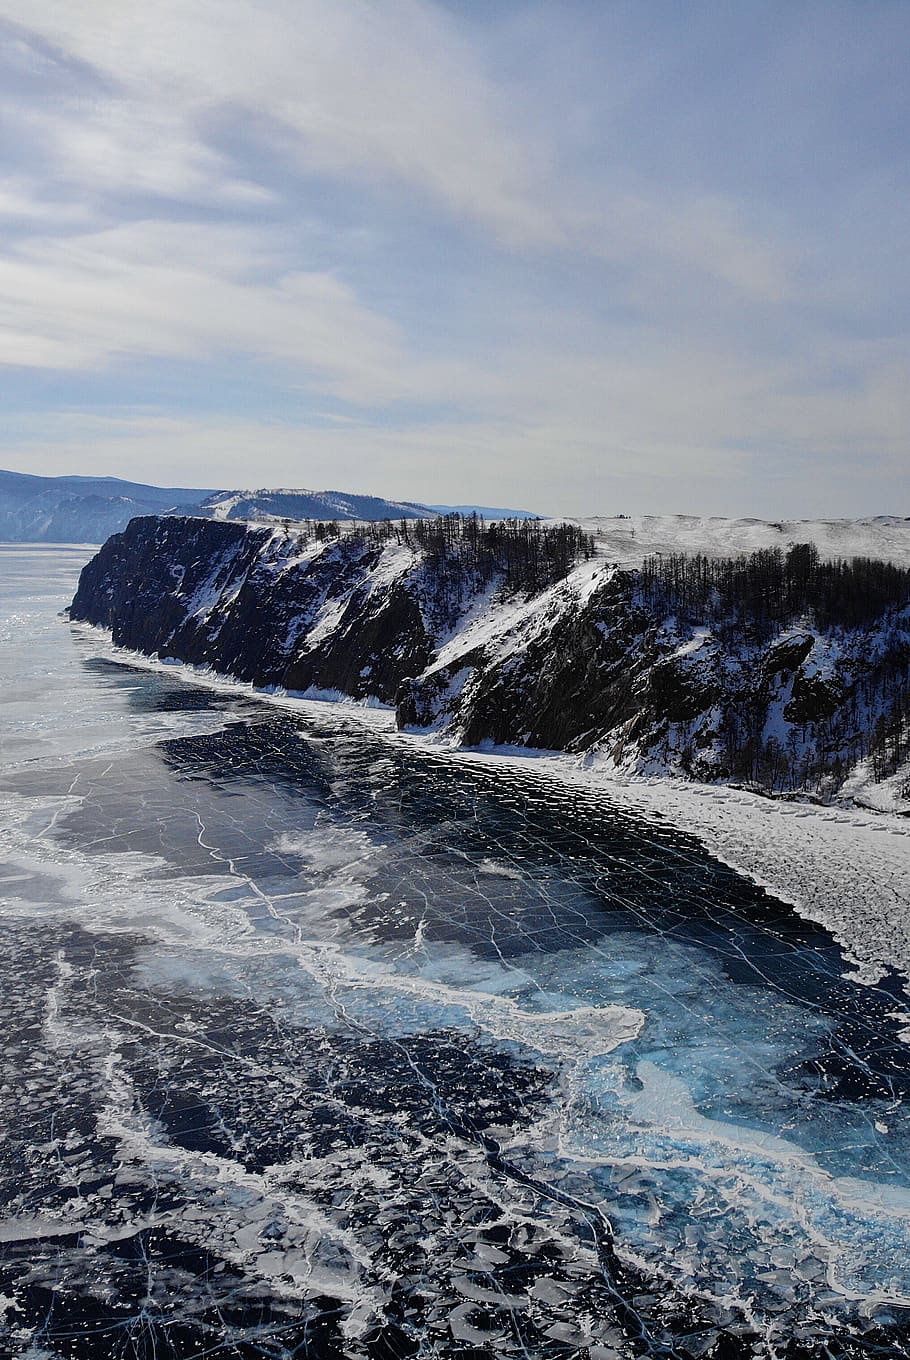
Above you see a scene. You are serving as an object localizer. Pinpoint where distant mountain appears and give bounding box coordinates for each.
[0,470,217,544]
[0,470,433,542]
[428,503,539,520]
[197,488,430,524]
[193,492,540,525]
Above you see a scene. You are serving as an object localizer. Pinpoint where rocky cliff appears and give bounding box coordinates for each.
[70,516,493,705]
[70,514,910,805]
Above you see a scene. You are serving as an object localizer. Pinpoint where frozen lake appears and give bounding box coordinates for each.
[2,544,910,1358]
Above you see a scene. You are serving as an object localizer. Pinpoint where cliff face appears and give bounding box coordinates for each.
[70,516,483,705]
[70,515,910,804]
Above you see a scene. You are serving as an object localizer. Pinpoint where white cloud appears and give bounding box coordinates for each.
[0,177,91,224]
[0,0,791,288]
[7,330,906,516]
[605,194,792,304]
[0,218,455,400]
[2,0,560,247]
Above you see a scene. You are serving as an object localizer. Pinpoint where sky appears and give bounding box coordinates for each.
[0,0,908,517]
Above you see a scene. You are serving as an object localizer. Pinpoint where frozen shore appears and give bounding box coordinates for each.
[71,620,910,996]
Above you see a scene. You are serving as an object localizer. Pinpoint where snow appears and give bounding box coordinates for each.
[799,634,840,680]
[671,626,711,659]
[360,542,417,595]
[299,596,349,649]
[840,756,910,816]
[432,556,609,675]
[179,545,246,620]
[206,494,244,521]
[567,514,910,568]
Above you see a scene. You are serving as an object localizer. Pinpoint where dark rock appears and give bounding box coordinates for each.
[71,517,439,705]
[784,672,844,725]
[645,658,719,724]
[763,634,814,676]
[455,582,655,752]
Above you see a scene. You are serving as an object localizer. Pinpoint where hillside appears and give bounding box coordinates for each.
[69,513,910,810]
[197,487,431,523]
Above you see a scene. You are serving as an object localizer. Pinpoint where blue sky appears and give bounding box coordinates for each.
[0,0,907,515]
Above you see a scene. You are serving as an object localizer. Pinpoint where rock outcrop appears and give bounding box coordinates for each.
[70,516,483,705]
[70,514,910,801]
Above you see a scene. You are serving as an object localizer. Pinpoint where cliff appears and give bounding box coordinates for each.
[70,515,471,704]
[70,514,910,807]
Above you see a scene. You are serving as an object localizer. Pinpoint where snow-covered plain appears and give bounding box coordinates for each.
[568,513,910,568]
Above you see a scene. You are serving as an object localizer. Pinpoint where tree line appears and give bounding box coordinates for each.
[637,542,910,797]
[639,542,910,633]
[869,681,910,787]
[284,512,596,593]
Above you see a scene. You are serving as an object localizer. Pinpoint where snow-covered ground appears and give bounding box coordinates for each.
[841,758,910,816]
[569,513,910,568]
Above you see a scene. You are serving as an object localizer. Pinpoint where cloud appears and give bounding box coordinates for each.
[0,218,453,401]
[0,1,905,514]
[607,194,792,304]
[25,98,270,206]
[0,0,791,288]
[0,177,90,224]
[6,328,906,517]
[0,0,560,247]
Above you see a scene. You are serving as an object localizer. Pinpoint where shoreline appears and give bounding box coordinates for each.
[69,618,910,996]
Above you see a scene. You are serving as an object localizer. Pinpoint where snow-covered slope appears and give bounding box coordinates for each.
[195,487,431,524]
[430,502,539,519]
[572,514,910,568]
[401,566,910,808]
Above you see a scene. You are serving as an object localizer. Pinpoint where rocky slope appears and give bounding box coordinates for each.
[69,515,488,705]
[70,514,910,804]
